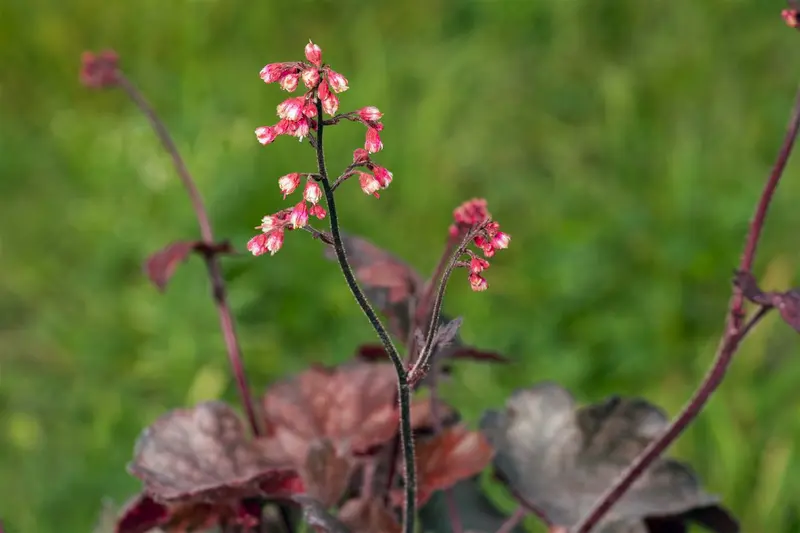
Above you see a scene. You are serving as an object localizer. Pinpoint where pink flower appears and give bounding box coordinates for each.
[259,215,279,232]
[289,202,309,228]
[325,69,349,93]
[280,72,299,92]
[265,230,285,255]
[247,234,269,256]
[309,204,327,219]
[358,106,383,122]
[372,165,393,188]
[303,101,317,118]
[453,198,490,228]
[469,273,488,292]
[318,81,339,115]
[80,50,119,88]
[469,256,490,274]
[293,117,310,140]
[304,41,322,66]
[303,180,322,204]
[353,148,370,164]
[302,68,320,89]
[277,97,305,121]
[260,63,292,84]
[358,172,381,197]
[491,232,511,250]
[278,173,301,198]
[255,126,278,145]
[364,128,383,154]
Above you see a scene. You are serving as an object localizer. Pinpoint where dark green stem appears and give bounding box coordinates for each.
[312,98,416,533]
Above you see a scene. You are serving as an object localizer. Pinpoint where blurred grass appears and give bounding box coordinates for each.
[2,0,800,531]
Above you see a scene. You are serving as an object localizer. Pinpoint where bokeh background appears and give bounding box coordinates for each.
[3,0,800,531]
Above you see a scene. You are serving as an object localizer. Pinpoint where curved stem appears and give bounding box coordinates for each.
[313,99,416,533]
[116,74,263,437]
[572,82,800,533]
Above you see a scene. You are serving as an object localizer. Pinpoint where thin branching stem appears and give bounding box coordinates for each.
[312,98,417,533]
[573,82,800,533]
[115,74,263,437]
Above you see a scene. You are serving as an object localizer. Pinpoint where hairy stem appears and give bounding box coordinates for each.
[494,507,527,533]
[116,74,263,437]
[312,99,417,533]
[409,226,482,385]
[573,83,800,533]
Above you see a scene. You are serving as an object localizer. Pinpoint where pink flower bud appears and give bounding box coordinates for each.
[304,40,323,66]
[259,215,278,233]
[292,117,310,140]
[358,172,381,197]
[358,106,383,122]
[303,180,322,204]
[278,173,301,198]
[469,273,488,292]
[372,165,393,188]
[255,126,278,145]
[265,230,284,255]
[276,97,305,121]
[303,101,318,118]
[469,256,491,274]
[353,148,370,164]
[259,63,290,84]
[289,202,309,229]
[247,234,269,256]
[364,128,383,154]
[309,204,327,219]
[279,72,299,92]
[491,232,510,250]
[326,69,349,93]
[302,68,320,88]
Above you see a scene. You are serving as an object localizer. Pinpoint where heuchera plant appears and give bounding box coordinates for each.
[77,11,800,533]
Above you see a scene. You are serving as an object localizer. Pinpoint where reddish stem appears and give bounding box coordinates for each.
[573,83,800,533]
[115,74,263,437]
[494,507,527,533]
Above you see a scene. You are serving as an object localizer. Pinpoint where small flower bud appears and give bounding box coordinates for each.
[372,165,393,188]
[469,273,488,292]
[358,172,381,197]
[309,204,327,219]
[365,128,383,154]
[260,63,290,84]
[353,148,370,164]
[304,41,323,66]
[259,215,278,232]
[491,232,511,250]
[289,202,309,229]
[247,234,269,256]
[469,256,491,274]
[80,50,120,88]
[358,106,383,122]
[280,72,299,92]
[265,230,284,255]
[326,69,349,93]
[277,97,305,121]
[278,173,302,198]
[303,180,322,204]
[255,126,278,145]
[302,68,320,88]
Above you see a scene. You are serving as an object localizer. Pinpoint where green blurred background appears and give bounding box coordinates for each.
[3,0,800,531]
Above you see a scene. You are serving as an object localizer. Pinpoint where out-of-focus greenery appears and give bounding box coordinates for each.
[2,0,800,531]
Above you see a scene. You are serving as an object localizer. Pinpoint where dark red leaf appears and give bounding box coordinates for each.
[128,401,299,504]
[772,289,800,332]
[480,382,739,532]
[114,494,170,533]
[357,344,509,365]
[144,240,234,292]
[301,439,353,508]
[261,363,440,465]
[394,424,493,506]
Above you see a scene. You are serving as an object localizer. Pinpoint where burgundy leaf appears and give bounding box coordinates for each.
[772,289,800,332]
[114,494,170,533]
[144,240,234,292]
[128,401,299,504]
[480,382,739,533]
[301,439,353,508]
[261,362,442,466]
[394,424,494,506]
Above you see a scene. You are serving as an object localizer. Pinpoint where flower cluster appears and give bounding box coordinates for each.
[450,199,511,291]
[249,40,394,257]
